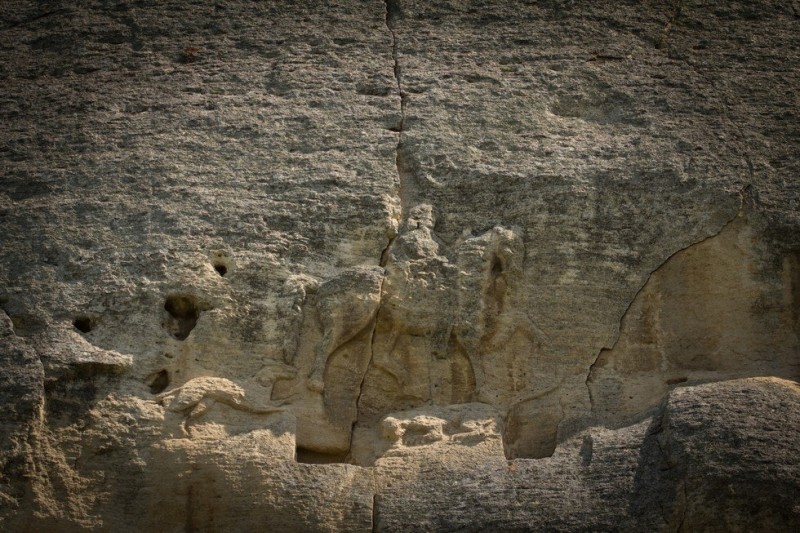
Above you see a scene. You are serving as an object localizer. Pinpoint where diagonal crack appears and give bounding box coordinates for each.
[584,188,748,414]
[1,9,63,31]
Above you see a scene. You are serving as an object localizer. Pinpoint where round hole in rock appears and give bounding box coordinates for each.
[148,369,170,394]
[163,294,205,341]
[73,316,93,333]
[213,263,227,276]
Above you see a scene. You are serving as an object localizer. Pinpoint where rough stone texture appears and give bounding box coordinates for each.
[375,378,800,531]
[1,0,799,531]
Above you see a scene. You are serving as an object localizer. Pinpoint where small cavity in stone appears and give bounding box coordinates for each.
[210,251,232,277]
[149,369,170,394]
[73,316,93,333]
[163,294,204,341]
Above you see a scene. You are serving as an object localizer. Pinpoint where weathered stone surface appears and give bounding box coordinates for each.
[654,378,800,531]
[0,311,44,522]
[374,378,800,531]
[589,211,800,426]
[1,0,798,530]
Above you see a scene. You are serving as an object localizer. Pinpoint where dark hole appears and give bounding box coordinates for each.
[666,376,689,385]
[165,294,199,320]
[491,258,503,276]
[164,294,202,341]
[73,316,93,333]
[295,446,349,464]
[213,263,227,276]
[178,47,200,64]
[149,370,170,394]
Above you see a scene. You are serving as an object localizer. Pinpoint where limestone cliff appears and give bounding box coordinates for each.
[1,0,798,531]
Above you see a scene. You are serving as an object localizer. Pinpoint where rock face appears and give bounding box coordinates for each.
[1,0,798,531]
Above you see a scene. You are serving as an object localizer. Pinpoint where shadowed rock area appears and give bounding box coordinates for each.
[1,0,798,531]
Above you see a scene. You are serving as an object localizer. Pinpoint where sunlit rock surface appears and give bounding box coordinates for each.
[1,0,798,530]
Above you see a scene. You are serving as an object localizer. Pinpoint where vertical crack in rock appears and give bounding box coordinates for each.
[585,353,602,413]
[351,272,386,450]
[584,191,746,414]
[379,236,395,267]
[350,0,407,454]
[385,0,405,133]
[371,494,378,533]
[385,0,410,226]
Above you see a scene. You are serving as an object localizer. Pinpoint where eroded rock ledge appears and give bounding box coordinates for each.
[1,0,798,531]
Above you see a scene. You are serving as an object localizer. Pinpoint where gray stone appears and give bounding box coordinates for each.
[0,0,798,530]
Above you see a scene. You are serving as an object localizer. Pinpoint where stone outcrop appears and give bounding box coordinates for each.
[1,0,798,530]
